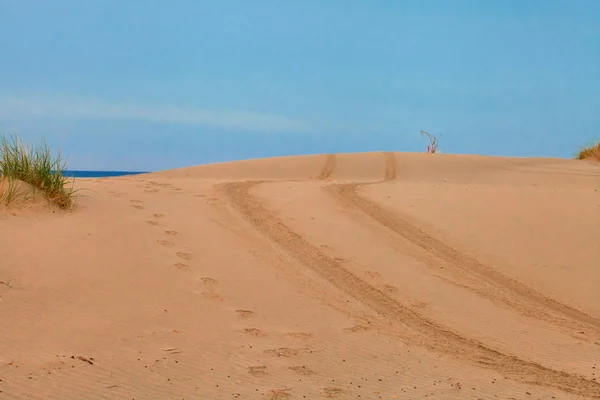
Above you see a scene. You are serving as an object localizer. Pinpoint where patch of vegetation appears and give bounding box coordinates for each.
[0,134,75,209]
[0,177,19,205]
[420,130,439,154]
[576,140,600,162]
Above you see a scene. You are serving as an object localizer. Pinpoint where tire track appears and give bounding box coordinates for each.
[221,180,600,398]
[383,152,397,181]
[317,154,336,180]
[326,153,600,332]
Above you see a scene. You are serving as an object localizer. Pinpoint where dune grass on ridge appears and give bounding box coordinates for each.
[0,134,75,209]
[576,140,600,162]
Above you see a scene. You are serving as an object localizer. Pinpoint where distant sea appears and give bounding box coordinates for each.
[61,170,148,178]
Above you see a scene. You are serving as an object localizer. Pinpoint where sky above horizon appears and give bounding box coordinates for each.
[0,0,599,171]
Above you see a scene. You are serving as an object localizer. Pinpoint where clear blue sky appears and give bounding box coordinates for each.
[0,0,598,171]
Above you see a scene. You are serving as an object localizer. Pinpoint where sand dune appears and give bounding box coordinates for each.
[1,152,599,399]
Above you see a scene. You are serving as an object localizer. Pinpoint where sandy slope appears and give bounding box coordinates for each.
[1,152,599,400]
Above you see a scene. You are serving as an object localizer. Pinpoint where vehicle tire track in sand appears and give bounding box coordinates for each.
[326,153,600,332]
[317,154,336,180]
[221,180,600,398]
[383,152,397,181]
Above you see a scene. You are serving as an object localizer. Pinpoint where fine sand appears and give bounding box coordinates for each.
[1,152,599,399]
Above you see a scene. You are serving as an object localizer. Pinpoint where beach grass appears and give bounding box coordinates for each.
[0,134,75,209]
[0,176,19,205]
[576,140,600,162]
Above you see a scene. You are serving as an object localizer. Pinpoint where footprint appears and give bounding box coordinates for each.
[289,365,315,376]
[343,325,371,333]
[263,348,298,358]
[201,292,223,302]
[235,310,254,319]
[571,330,592,341]
[173,262,189,269]
[244,328,267,337]
[285,332,313,340]
[129,200,143,204]
[147,220,159,226]
[157,240,174,247]
[176,252,194,260]
[322,387,344,398]
[248,366,267,377]
[130,204,145,209]
[200,277,218,290]
[153,213,165,218]
[164,230,178,236]
[269,388,292,400]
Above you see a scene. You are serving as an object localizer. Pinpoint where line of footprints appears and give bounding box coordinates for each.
[128,198,223,303]
[128,196,348,398]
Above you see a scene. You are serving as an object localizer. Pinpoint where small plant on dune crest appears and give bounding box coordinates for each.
[576,140,600,162]
[0,134,76,209]
[420,130,439,154]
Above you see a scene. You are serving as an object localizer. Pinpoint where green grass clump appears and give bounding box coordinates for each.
[0,177,19,205]
[576,140,600,162]
[0,134,75,209]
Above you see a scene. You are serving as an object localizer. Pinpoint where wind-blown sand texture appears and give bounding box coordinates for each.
[1,152,599,399]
